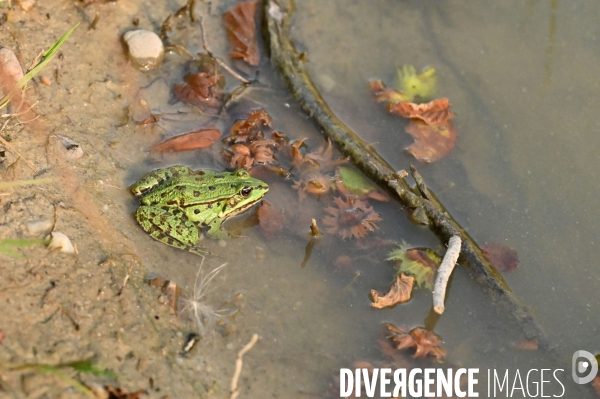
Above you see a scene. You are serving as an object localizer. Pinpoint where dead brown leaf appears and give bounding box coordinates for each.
[385,323,446,361]
[322,197,382,239]
[370,274,414,309]
[223,1,260,66]
[151,127,221,152]
[389,98,454,125]
[174,72,224,109]
[482,242,519,273]
[405,119,457,163]
[104,386,147,399]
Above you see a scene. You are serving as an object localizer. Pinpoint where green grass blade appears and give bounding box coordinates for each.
[0,238,49,258]
[0,23,80,109]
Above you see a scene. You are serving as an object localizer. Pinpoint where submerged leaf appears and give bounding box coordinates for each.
[387,244,441,290]
[370,274,414,309]
[389,98,454,125]
[405,119,457,163]
[384,323,446,361]
[482,242,519,273]
[322,197,382,239]
[395,64,437,102]
[336,167,388,201]
[369,79,410,103]
[151,127,221,152]
[223,1,260,66]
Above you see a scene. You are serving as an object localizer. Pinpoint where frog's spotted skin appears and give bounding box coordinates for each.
[130,166,268,250]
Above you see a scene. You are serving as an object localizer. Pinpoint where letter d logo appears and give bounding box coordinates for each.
[572,350,598,384]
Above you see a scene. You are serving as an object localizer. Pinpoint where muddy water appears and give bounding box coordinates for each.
[2,0,599,397]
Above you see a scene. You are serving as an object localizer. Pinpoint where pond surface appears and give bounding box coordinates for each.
[285,0,600,396]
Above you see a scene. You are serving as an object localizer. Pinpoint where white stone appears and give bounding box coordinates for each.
[48,231,76,254]
[25,219,53,236]
[123,29,165,71]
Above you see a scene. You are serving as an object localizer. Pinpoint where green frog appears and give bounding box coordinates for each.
[130,166,269,251]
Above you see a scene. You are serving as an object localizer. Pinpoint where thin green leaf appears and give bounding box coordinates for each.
[62,359,117,379]
[0,23,79,109]
[0,238,49,258]
[35,365,94,397]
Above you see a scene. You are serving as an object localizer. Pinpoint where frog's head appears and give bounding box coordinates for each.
[220,169,269,218]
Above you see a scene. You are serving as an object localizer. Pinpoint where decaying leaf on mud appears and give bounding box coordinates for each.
[481,242,519,273]
[151,127,221,152]
[322,197,382,239]
[384,323,446,361]
[174,56,226,109]
[223,1,260,66]
[370,273,414,309]
[387,243,441,290]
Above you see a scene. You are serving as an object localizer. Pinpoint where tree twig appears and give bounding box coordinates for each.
[230,333,259,399]
[433,235,461,314]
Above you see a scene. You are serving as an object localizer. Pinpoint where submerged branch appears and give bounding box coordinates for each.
[263,0,547,347]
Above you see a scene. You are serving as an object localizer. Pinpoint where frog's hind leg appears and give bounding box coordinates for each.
[135,206,199,250]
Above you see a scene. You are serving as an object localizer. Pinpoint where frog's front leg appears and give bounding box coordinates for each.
[130,166,192,197]
[205,216,230,240]
[135,205,200,250]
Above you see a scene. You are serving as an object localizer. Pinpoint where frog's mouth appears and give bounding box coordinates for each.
[220,192,267,218]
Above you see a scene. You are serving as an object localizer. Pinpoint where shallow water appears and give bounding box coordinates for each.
[288,0,600,396]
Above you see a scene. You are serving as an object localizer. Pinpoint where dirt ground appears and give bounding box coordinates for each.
[0,1,259,397]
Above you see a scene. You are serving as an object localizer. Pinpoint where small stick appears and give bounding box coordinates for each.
[0,135,37,172]
[198,16,251,84]
[230,333,259,399]
[433,235,461,314]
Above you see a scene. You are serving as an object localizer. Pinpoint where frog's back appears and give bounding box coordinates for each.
[139,171,246,206]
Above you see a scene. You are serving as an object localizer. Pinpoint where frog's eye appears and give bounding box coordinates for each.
[240,186,253,198]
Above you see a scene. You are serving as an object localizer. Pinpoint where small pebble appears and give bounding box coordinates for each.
[123,29,165,70]
[48,231,75,254]
[25,219,53,236]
